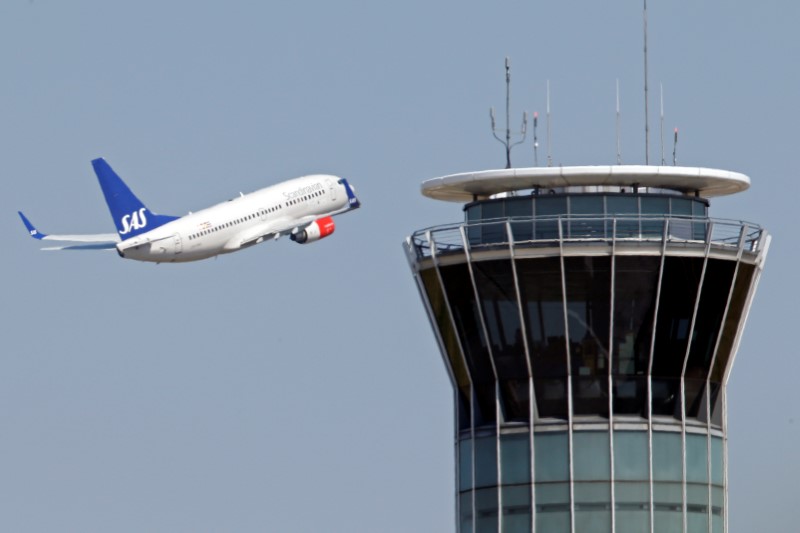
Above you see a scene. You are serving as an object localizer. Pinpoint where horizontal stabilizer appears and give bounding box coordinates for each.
[19,211,120,250]
[42,243,119,251]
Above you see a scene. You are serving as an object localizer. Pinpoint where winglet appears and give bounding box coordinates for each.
[18,211,47,240]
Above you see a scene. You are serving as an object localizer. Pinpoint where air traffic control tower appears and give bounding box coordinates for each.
[403,165,769,533]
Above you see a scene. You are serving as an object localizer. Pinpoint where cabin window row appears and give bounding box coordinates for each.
[286,189,325,206]
[186,189,327,241]
[187,206,276,240]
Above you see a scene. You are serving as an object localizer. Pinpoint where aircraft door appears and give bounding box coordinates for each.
[327,178,338,202]
[173,233,182,254]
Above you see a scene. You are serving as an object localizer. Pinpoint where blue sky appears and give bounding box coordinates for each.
[1,1,797,531]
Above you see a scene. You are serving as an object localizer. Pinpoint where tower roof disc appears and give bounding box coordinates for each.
[421,165,750,202]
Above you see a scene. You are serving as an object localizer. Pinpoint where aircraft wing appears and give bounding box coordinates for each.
[232,215,319,249]
[19,211,120,251]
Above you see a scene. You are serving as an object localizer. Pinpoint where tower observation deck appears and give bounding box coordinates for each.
[403,165,769,533]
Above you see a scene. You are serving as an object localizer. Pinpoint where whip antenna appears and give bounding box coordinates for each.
[490,57,528,168]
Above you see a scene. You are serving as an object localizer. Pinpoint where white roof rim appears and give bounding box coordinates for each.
[421,165,750,202]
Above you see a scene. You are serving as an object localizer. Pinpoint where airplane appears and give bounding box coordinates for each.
[19,158,360,263]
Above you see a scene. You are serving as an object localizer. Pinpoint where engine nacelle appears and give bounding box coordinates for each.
[291,216,335,244]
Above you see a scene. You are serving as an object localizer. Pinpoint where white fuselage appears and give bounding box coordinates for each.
[118,174,351,263]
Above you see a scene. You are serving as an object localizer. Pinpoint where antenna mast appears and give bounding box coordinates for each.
[533,111,539,166]
[616,79,622,165]
[643,0,650,164]
[546,80,553,167]
[660,83,665,165]
[490,57,527,169]
[673,128,678,166]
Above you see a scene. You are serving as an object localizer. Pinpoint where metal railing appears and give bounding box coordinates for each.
[408,215,766,260]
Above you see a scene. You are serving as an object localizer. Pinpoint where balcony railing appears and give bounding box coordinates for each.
[408,215,766,260]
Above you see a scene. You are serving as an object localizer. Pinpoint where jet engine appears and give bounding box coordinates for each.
[291,216,335,244]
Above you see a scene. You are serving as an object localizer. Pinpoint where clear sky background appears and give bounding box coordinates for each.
[1,1,797,532]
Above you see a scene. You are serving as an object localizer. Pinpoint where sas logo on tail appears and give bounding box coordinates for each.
[120,208,148,235]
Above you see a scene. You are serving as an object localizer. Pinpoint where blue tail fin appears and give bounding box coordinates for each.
[92,158,177,239]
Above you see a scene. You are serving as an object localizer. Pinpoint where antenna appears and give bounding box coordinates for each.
[660,83,665,165]
[533,111,539,167]
[546,79,553,167]
[672,128,678,166]
[490,57,528,169]
[616,79,622,165]
[643,0,650,164]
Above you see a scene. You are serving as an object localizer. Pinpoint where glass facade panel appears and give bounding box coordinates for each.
[669,198,694,240]
[570,195,604,215]
[467,204,481,245]
[535,483,570,532]
[535,196,567,240]
[712,513,724,533]
[688,512,709,533]
[711,485,724,520]
[710,263,755,422]
[574,481,611,502]
[616,481,650,532]
[616,509,650,532]
[607,195,639,238]
[459,438,473,491]
[573,432,610,481]
[534,432,569,482]
[671,197,693,216]
[501,485,532,533]
[420,268,472,420]
[517,257,569,419]
[473,260,530,422]
[535,481,570,505]
[506,197,533,242]
[564,257,611,416]
[687,483,710,533]
[692,201,709,240]
[686,433,709,483]
[652,256,703,417]
[568,196,605,238]
[641,197,669,238]
[606,195,639,214]
[654,511,683,533]
[653,431,683,482]
[481,202,506,243]
[614,481,650,532]
[500,433,531,485]
[475,435,498,488]
[440,263,496,425]
[685,259,736,418]
[614,431,648,481]
[613,256,660,415]
[535,510,570,533]
[574,508,611,533]
[711,436,724,486]
[475,487,499,533]
[686,483,708,508]
[459,491,473,533]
